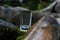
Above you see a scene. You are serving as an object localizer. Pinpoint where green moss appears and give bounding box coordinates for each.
[16,29,26,40]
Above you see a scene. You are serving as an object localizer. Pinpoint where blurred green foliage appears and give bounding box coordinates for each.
[0,27,25,40]
[16,28,26,40]
[16,30,25,40]
[0,0,55,10]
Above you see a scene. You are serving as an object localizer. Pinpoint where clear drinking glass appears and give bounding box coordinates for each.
[20,10,32,31]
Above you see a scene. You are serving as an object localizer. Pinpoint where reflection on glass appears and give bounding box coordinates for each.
[20,10,32,31]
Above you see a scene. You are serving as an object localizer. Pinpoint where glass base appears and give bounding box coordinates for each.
[20,27,28,32]
[20,25,30,32]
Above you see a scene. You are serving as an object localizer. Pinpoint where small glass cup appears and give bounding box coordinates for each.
[20,10,32,32]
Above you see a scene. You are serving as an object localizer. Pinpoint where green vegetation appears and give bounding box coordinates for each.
[16,29,26,40]
[0,0,55,10]
[0,27,25,40]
